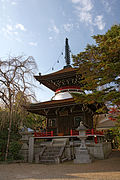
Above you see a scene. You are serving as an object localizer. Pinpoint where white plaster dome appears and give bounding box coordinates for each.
[52,87,83,100]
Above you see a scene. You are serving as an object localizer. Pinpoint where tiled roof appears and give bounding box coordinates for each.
[34,67,78,91]
[39,67,76,78]
[25,98,104,115]
[25,98,76,115]
[34,67,77,81]
[28,98,75,109]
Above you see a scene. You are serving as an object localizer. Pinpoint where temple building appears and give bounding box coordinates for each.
[27,38,102,136]
[21,38,112,164]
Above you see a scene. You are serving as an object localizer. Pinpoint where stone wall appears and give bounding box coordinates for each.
[20,132,112,163]
[87,142,111,159]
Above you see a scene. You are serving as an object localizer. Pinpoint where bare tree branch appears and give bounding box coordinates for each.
[0,55,37,160]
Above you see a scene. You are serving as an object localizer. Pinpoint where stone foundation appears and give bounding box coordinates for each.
[19,132,112,163]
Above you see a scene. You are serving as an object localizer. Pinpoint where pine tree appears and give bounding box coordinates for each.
[73,25,120,109]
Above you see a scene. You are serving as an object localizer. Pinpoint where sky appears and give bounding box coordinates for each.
[0,0,119,102]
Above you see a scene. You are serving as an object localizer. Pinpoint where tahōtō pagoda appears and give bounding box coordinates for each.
[27,38,101,136]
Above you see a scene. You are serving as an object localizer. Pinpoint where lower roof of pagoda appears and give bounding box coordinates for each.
[25,98,102,116]
[34,67,82,92]
[26,98,76,114]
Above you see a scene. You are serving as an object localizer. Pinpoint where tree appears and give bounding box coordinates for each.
[24,112,46,130]
[0,109,22,161]
[0,55,37,160]
[72,25,120,109]
[0,108,46,161]
[107,107,120,148]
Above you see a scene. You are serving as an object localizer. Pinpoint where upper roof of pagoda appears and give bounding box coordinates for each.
[34,67,82,92]
[34,38,82,92]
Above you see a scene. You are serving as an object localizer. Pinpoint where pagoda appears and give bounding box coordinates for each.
[27,38,100,136]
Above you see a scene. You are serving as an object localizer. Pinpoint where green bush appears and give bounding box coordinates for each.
[8,141,23,160]
[0,129,22,161]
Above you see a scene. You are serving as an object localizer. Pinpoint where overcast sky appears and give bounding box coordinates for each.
[0,0,119,102]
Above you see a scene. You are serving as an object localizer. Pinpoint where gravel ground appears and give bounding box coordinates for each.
[0,150,120,180]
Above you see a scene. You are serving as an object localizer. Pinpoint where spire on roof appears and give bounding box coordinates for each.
[64,38,71,68]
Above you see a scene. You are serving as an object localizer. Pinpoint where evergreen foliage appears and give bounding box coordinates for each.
[73,25,120,107]
[73,25,120,147]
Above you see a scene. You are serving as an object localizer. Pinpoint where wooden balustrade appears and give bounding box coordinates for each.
[34,129,103,137]
[34,131,53,137]
[70,129,104,136]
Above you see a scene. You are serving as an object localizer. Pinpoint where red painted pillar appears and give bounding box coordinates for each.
[94,135,97,144]
[51,131,53,136]
[91,129,94,135]
[70,129,73,136]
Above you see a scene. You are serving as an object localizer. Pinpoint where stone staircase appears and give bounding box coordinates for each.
[35,138,69,164]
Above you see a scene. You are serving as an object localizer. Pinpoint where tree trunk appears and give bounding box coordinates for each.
[5,111,12,161]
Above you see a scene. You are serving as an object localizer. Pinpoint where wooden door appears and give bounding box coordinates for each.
[58,116,71,135]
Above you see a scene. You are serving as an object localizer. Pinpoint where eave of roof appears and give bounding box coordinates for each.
[34,67,77,91]
[40,67,77,78]
[25,98,103,115]
[27,98,76,110]
[25,98,77,115]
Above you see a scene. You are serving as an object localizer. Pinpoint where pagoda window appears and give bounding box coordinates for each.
[74,116,84,127]
[48,118,56,127]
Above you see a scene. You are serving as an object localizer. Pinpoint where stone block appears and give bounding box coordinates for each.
[74,149,92,163]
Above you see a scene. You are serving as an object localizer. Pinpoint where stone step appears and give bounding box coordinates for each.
[43,152,59,156]
[44,149,60,152]
[39,159,55,164]
[40,156,56,160]
[45,147,61,151]
[44,149,60,153]
[45,147,61,150]
[38,144,66,164]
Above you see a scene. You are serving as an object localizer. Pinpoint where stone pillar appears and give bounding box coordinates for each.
[28,137,34,163]
[20,132,29,162]
[74,121,92,163]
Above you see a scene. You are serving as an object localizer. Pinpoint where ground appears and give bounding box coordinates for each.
[0,150,120,180]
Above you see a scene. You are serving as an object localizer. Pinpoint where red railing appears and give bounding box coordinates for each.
[70,129,79,136]
[70,129,104,144]
[86,129,104,135]
[34,129,103,139]
[34,131,53,137]
[70,129,104,136]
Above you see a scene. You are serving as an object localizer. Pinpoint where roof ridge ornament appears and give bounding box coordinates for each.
[64,38,71,69]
